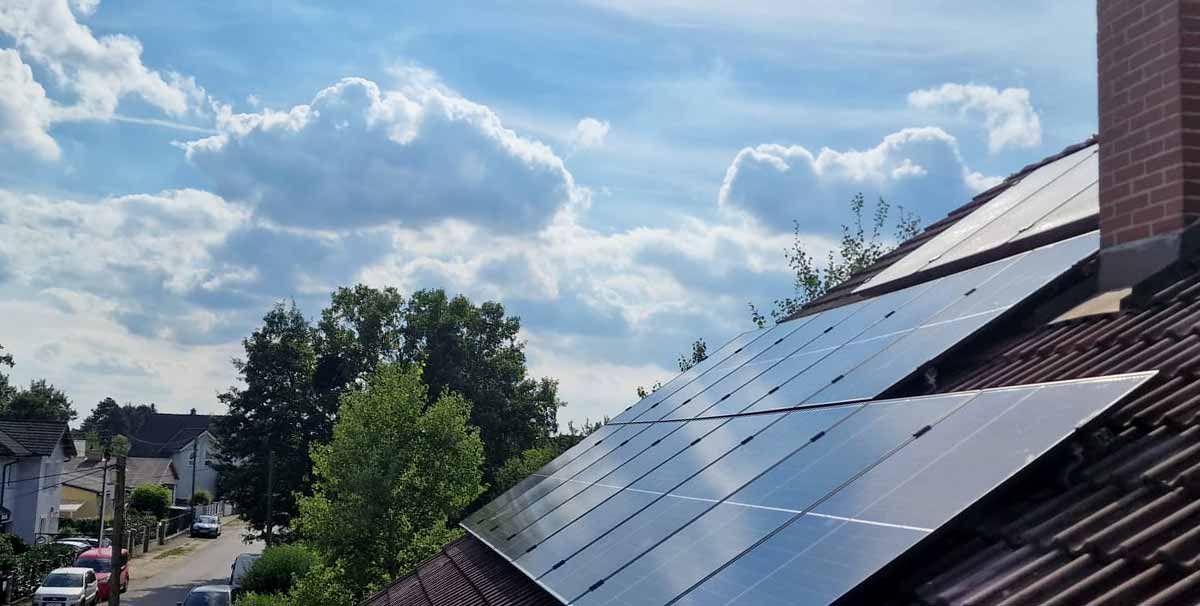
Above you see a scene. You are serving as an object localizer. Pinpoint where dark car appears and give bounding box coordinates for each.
[229,553,261,593]
[177,584,232,606]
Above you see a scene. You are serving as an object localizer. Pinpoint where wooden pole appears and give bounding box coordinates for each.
[108,455,125,606]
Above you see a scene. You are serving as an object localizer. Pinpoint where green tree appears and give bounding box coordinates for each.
[0,344,14,408]
[489,447,557,500]
[296,363,484,596]
[79,399,157,447]
[397,289,562,486]
[3,379,75,421]
[750,193,922,325]
[128,484,171,519]
[215,302,322,543]
[239,544,317,595]
[190,490,212,506]
[636,338,709,399]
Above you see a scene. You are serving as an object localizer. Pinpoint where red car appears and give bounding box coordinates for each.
[74,548,129,599]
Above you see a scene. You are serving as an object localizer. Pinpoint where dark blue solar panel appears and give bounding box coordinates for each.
[548,395,968,604]
[590,372,1153,606]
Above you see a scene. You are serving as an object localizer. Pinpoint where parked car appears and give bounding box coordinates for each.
[32,567,99,606]
[53,539,93,555]
[177,584,233,606]
[74,547,129,600]
[229,552,261,593]
[191,514,221,538]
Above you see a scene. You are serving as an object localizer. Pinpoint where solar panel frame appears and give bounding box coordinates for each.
[856,144,1097,293]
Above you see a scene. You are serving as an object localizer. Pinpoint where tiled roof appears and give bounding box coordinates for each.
[0,419,74,457]
[127,413,218,458]
[361,536,560,606]
[63,456,178,494]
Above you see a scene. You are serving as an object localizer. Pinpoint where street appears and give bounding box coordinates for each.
[121,525,263,605]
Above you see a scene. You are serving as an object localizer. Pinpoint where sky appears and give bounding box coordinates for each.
[0,0,1100,429]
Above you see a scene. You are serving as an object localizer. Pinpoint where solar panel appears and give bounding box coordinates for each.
[565,372,1153,606]
[468,232,1098,552]
[857,145,1097,293]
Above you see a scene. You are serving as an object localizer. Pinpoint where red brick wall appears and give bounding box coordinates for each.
[1098,0,1200,248]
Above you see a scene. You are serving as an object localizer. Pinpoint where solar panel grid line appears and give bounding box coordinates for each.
[565,395,982,605]
[484,236,1086,556]
[513,407,859,570]
[1012,173,1096,240]
[658,372,1155,606]
[468,327,781,525]
[483,282,955,545]
[532,467,941,531]
[659,389,1011,606]
[469,320,822,528]
[472,304,897,537]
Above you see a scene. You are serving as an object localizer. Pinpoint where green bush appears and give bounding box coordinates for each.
[58,518,101,537]
[128,484,172,519]
[191,490,213,506]
[234,593,289,606]
[0,533,27,555]
[240,544,317,596]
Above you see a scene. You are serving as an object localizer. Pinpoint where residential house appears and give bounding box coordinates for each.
[363,2,1200,605]
[0,420,76,544]
[61,450,177,520]
[128,411,222,505]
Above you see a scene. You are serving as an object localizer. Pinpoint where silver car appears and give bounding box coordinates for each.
[177,584,233,606]
[33,567,99,606]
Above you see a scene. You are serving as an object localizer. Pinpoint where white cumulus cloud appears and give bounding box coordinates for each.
[908,83,1041,153]
[0,49,58,160]
[0,0,206,161]
[184,76,585,233]
[719,127,995,232]
[571,117,611,150]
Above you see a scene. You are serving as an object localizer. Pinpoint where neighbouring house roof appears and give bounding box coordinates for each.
[362,536,560,606]
[62,456,178,495]
[365,138,1142,606]
[127,413,220,458]
[0,419,75,458]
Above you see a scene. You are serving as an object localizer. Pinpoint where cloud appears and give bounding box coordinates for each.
[0,49,58,160]
[184,76,584,233]
[0,188,253,341]
[908,83,1042,153]
[0,0,206,161]
[571,117,610,150]
[718,127,993,232]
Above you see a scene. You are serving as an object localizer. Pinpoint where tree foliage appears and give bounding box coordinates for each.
[128,484,171,519]
[636,338,709,399]
[190,490,212,506]
[490,447,558,501]
[296,363,485,596]
[0,344,14,408]
[78,398,156,446]
[398,289,561,482]
[2,379,75,422]
[240,544,317,596]
[750,193,922,326]
[215,302,322,542]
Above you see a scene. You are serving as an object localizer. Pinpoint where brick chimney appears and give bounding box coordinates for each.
[1098,0,1200,287]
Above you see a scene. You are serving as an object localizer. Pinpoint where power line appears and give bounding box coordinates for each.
[3,464,113,486]
[7,467,106,501]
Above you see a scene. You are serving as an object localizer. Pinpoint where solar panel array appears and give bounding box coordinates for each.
[461,231,1119,605]
[856,144,1098,293]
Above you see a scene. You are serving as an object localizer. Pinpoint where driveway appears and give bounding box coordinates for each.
[121,521,264,605]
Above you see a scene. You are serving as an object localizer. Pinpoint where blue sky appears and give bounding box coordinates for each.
[0,0,1098,427]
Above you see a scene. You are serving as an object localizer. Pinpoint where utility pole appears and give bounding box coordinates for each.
[109,455,126,606]
[96,454,108,548]
[190,439,198,513]
[264,446,275,547]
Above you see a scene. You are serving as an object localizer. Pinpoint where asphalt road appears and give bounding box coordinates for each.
[121,527,263,605]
